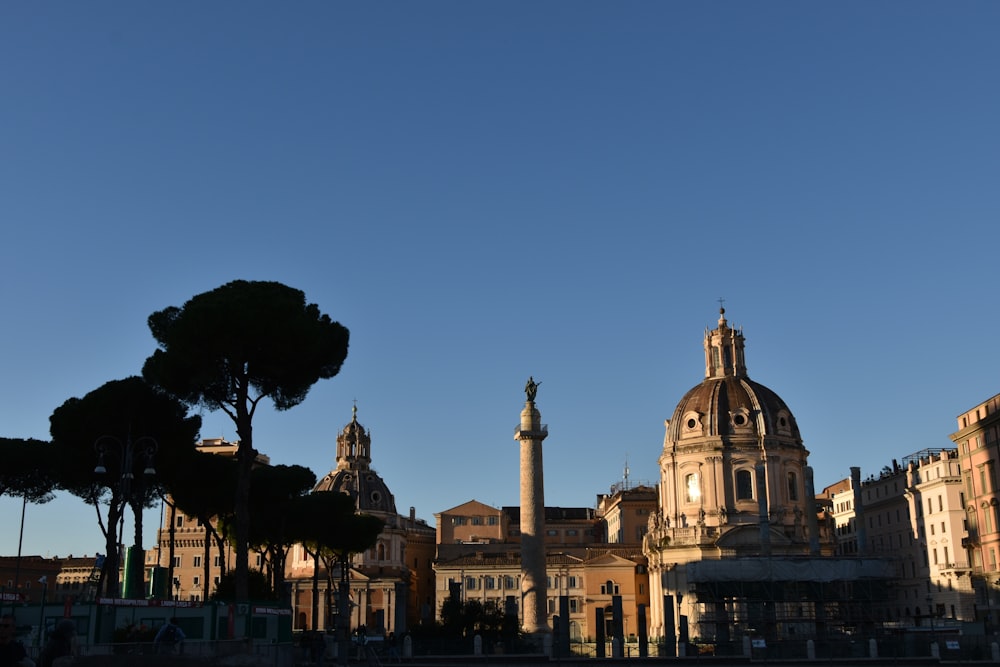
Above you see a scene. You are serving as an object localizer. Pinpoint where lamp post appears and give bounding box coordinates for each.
[94,434,158,599]
[36,576,47,648]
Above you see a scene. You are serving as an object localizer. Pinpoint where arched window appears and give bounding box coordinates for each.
[377,543,386,561]
[685,473,701,502]
[787,471,799,501]
[736,469,753,500]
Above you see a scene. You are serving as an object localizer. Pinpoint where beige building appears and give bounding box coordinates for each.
[597,483,657,545]
[433,486,653,641]
[903,448,975,622]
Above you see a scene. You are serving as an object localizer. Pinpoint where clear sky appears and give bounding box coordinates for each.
[2,2,999,560]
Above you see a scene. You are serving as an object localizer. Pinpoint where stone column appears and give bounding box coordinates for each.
[515,393,549,635]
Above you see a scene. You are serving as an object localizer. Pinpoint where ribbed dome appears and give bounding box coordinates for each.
[314,405,397,514]
[315,467,397,514]
[665,307,802,450]
[666,376,801,444]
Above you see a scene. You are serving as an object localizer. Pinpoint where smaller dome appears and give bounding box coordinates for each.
[314,404,398,515]
[315,468,397,514]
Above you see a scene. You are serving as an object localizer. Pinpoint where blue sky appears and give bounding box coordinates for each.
[2,2,998,559]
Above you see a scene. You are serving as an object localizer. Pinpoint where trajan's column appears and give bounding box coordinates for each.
[515,376,549,635]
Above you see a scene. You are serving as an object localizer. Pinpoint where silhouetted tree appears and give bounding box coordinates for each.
[167,449,239,598]
[247,464,316,598]
[292,491,382,641]
[143,280,349,602]
[0,437,57,503]
[211,568,275,601]
[49,377,200,598]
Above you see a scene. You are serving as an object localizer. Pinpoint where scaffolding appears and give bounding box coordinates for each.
[684,557,894,644]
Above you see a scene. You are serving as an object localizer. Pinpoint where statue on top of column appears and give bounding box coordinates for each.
[525,376,540,402]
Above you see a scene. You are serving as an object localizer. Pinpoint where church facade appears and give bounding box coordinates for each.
[285,406,437,634]
[644,309,892,648]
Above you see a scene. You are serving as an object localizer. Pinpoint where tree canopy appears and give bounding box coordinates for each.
[48,376,201,598]
[142,280,349,602]
[247,464,317,597]
[0,437,58,504]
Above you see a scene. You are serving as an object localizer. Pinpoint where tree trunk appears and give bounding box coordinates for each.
[102,500,123,598]
[203,523,212,600]
[234,435,253,602]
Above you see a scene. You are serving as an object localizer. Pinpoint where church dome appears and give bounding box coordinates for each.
[654,308,811,542]
[667,376,801,444]
[665,308,802,449]
[314,406,397,515]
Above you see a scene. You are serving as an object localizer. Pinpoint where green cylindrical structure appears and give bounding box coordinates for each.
[122,546,144,599]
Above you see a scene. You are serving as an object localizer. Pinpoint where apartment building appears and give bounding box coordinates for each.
[903,448,974,622]
[950,392,1000,627]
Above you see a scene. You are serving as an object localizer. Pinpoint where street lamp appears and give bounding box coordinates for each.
[36,576,47,648]
[94,434,158,599]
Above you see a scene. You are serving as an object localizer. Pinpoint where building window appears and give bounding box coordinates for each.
[176,516,184,527]
[214,556,222,567]
[485,577,495,589]
[546,530,558,536]
[568,576,577,588]
[193,556,202,568]
[567,529,578,536]
[172,556,181,568]
[487,516,498,525]
[686,473,701,502]
[504,576,516,589]
[787,472,799,501]
[453,517,466,526]
[736,470,753,501]
[548,598,556,613]
[569,598,579,613]
[193,576,200,586]
[472,517,482,525]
